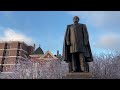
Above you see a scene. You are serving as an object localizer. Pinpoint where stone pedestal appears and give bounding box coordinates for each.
[62,72,95,79]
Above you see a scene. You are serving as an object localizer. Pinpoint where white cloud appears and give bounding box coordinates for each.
[94,33,120,50]
[67,11,120,30]
[0,28,34,45]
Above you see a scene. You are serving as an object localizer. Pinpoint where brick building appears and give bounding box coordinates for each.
[0,41,34,73]
[29,46,59,63]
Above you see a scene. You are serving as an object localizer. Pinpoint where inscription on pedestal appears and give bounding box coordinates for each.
[62,73,95,79]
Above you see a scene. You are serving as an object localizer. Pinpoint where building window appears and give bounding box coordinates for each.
[4,58,8,64]
[8,50,10,56]
[6,51,9,56]
[7,44,10,49]
[3,50,7,56]
[4,43,8,49]
[1,58,5,64]
[23,54,27,59]
[16,57,20,64]
[0,65,3,72]
[9,44,11,49]
[3,50,9,56]
[1,58,8,64]
[17,50,20,56]
[6,67,7,71]
[18,43,21,49]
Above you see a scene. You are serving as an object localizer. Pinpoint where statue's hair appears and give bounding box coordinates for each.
[73,16,79,21]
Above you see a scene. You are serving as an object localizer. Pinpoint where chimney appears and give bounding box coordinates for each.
[33,44,35,51]
[57,50,59,56]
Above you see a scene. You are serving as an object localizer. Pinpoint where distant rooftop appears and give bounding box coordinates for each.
[33,46,44,55]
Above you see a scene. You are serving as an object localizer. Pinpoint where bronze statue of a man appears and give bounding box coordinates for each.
[62,16,93,72]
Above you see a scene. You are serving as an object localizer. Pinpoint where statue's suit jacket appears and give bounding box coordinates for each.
[62,23,93,62]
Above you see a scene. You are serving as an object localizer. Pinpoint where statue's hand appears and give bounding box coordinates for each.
[66,42,71,46]
[66,61,70,63]
[66,60,70,63]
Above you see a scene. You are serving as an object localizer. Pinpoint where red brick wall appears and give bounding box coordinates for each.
[18,50,28,59]
[0,41,34,72]
[0,43,5,49]
[8,57,16,64]
[0,58,2,64]
[28,46,34,55]
[0,50,4,56]
[20,43,28,52]
[9,50,17,56]
[10,42,18,49]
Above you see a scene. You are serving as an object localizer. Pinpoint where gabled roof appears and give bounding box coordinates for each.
[33,46,44,55]
[39,50,58,60]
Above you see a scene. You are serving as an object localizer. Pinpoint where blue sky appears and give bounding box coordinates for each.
[0,11,120,55]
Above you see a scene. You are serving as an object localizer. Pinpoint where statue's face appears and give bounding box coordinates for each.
[73,16,79,23]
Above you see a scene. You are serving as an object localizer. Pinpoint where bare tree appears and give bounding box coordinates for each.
[0,59,69,79]
[90,51,120,79]
[2,51,120,79]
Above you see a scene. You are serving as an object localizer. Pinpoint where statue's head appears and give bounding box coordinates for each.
[73,16,79,23]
